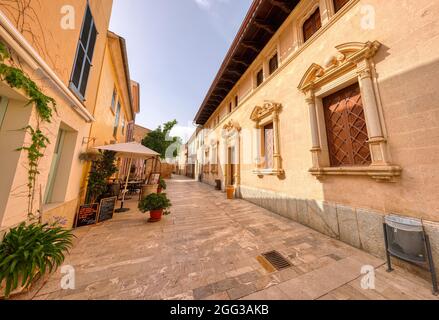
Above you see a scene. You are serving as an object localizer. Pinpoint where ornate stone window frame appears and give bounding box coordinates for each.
[250,102,284,177]
[298,41,402,182]
[221,120,241,188]
[296,0,321,46]
[210,139,219,174]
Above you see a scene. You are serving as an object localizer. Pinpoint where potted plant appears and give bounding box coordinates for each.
[0,223,74,299]
[226,185,235,200]
[138,193,172,222]
[157,178,167,194]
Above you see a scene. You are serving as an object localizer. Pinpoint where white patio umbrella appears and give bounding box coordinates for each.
[95,142,160,212]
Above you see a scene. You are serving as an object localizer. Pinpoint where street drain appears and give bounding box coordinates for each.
[261,251,292,271]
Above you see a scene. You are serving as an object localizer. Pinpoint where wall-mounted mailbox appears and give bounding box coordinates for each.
[383,215,438,295]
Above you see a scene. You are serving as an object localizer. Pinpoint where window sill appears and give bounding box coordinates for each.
[42,202,65,213]
[69,83,85,102]
[253,168,285,177]
[309,165,402,182]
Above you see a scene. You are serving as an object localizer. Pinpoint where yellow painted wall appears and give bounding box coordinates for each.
[0,0,113,230]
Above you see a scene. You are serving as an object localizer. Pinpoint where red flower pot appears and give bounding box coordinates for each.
[149,209,163,222]
[157,188,163,194]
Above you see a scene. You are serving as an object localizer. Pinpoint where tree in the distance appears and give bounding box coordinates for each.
[142,120,182,159]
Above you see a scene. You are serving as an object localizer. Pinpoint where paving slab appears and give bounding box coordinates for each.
[15,176,438,300]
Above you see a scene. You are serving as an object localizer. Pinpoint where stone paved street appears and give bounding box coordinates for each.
[24,176,439,300]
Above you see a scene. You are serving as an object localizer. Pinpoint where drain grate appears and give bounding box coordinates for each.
[261,251,292,271]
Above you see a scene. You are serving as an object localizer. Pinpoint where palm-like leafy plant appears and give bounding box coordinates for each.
[0,223,74,298]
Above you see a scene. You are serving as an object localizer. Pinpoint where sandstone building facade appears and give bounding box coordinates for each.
[191,0,439,273]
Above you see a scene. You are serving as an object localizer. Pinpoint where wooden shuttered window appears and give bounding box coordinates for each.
[323,83,371,167]
[256,69,264,87]
[303,8,322,43]
[269,53,278,75]
[333,0,350,13]
[71,5,97,98]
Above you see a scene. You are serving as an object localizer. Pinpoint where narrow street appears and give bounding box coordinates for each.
[22,176,437,300]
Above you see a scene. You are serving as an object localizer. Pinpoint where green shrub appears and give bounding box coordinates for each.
[139,193,171,213]
[158,178,167,190]
[0,223,74,298]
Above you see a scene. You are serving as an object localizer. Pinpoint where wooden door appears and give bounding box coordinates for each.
[228,147,236,186]
[323,83,371,167]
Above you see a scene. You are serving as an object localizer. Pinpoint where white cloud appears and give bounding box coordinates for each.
[193,0,230,11]
[170,123,196,144]
[194,0,212,9]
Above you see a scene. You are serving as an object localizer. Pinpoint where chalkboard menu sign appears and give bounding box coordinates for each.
[76,204,99,228]
[98,197,117,223]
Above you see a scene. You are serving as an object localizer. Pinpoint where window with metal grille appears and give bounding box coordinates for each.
[269,53,278,75]
[256,69,264,87]
[70,5,98,99]
[323,83,371,167]
[333,0,350,13]
[303,8,322,43]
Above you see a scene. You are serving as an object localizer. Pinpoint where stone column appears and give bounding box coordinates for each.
[319,0,332,25]
[305,91,321,168]
[357,60,389,165]
[272,107,282,174]
[253,122,262,168]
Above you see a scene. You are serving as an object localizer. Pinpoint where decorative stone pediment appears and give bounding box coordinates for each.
[298,41,381,92]
[250,102,282,122]
[223,119,241,133]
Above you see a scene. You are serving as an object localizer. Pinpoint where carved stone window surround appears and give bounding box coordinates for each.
[250,102,284,177]
[210,140,219,174]
[298,41,402,182]
[221,120,241,188]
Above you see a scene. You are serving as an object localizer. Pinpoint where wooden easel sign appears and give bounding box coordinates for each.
[75,203,99,228]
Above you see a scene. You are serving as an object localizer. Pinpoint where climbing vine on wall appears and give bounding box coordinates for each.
[0,42,56,219]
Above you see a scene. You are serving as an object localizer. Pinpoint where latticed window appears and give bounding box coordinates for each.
[323,83,371,167]
[333,0,350,13]
[303,8,322,43]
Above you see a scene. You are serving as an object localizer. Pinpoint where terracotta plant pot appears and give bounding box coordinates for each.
[157,187,162,194]
[226,186,235,200]
[149,209,163,222]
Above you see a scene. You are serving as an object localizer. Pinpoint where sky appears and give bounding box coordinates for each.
[109,0,253,142]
